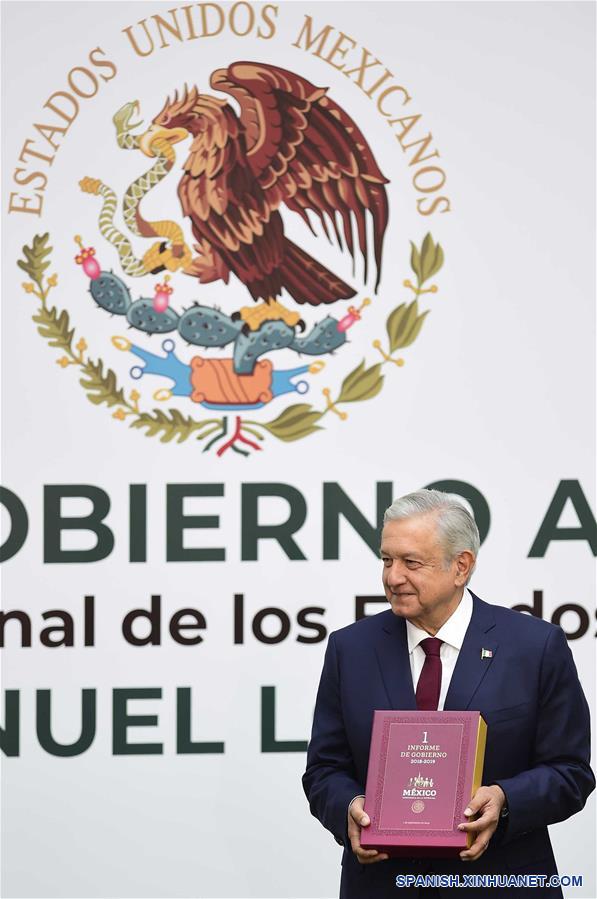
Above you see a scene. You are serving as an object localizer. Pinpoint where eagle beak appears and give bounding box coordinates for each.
[139,124,188,157]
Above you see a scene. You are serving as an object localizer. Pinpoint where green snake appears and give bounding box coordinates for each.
[79,101,191,276]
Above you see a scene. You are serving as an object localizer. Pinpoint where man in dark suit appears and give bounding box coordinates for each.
[303,490,594,898]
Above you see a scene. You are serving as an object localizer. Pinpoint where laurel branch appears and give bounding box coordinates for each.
[18,233,443,455]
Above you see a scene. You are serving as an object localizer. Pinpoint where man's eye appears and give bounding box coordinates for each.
[381,557,391,566]
[405,560,420,569]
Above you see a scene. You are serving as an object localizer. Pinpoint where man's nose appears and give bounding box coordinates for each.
[385,561,407,584]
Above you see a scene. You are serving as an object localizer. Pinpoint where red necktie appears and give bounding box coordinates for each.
[416,638,443,710]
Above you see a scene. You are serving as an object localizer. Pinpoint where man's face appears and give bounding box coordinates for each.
[380,514,468,633]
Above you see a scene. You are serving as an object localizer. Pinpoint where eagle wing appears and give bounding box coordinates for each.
[175,92,288,300]
[210,62,389,290]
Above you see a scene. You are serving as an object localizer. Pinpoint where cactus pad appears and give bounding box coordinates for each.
[90,273,131,315]
[233,321,295,375]
[178,305,243,347]
[126,299,180,334]
[290,317,346,355]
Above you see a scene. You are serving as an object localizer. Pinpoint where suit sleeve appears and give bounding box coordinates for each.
[495,625,595,841]
[302,632,364,847]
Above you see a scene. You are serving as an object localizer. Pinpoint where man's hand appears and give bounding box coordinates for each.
[458,784,506,861]
[347,796,389,865]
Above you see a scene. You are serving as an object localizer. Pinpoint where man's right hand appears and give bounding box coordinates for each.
[347,796,389,865]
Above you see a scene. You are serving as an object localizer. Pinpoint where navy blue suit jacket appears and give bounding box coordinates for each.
[303,594,595,898]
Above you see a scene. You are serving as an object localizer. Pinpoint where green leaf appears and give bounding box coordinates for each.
[17,260,36,281]
[387,301,416,353]
[410,241,422,281]
[269,421,323,443]
[337,360,384,403]
[337,360,365,400]
[386,300,429,351]
[260,403,323,442]
[420,233,444,283]
[421,232,433,262]
[17,233,52,285]
[263,403,315,428]
[79,358,126,408]
[131,410,223,444]
[32,305,74,351]
[386,305,407,351]
[400,309,429,348]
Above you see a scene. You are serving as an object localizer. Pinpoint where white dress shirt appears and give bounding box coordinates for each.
[406,587,473,710]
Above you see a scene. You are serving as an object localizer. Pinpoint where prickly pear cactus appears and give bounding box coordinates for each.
[178,305,242,348]
[233,321,295,375]
[89,273,131,314]
[127,298,180,333]
[84,267,349,373]
[291,317,347,355]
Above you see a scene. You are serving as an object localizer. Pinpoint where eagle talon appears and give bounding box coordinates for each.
[236,300,306,331]
[231,311,241,322]
[297,318,306,333]
[142,239,192,276]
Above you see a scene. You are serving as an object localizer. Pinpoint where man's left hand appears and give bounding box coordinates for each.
[458,784,506,861]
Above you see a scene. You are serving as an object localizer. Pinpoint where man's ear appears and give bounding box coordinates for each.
[454,551,475,585]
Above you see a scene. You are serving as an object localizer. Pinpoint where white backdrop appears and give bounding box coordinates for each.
[1,2,595,897]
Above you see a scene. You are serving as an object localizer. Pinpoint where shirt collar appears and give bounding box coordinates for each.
[406,587,473,654]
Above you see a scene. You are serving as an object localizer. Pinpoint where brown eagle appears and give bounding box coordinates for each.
[139,62,389,330]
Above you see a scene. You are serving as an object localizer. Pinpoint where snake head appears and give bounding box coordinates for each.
[113,100,143,137]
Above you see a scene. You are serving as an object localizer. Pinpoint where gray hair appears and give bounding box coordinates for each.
[383,489,480,582]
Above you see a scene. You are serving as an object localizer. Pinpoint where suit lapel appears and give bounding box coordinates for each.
[373,611,417,710]
[444,593,499,711]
